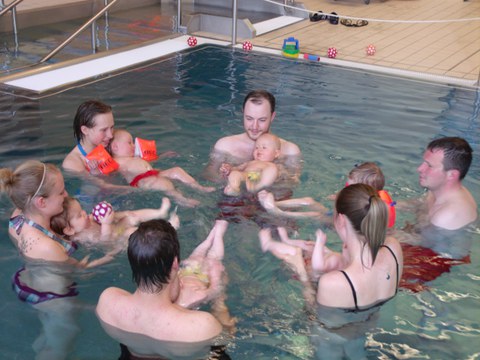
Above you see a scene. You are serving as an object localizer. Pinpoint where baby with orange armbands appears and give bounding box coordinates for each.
[108,129,215,207]
[258,162,396,228]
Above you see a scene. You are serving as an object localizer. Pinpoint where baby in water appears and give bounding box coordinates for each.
[220,133,282,196]
[109,129,215,207]
[51,196,178,249]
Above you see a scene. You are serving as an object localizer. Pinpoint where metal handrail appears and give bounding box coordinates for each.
[1,0,23,40]
[0,0,23,17]
[40,0,119,63]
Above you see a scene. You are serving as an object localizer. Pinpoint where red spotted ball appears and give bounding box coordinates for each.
[92,201,112,224]
[187,36,197,47]
[366,44,376,56]
[242,41,253,51]
[327,47,337,59]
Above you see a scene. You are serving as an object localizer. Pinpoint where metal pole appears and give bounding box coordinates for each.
[91,22,97,53]
[12,6,17,36]
[40,0,118,63]
[0,0,23,17]
[177,0,181,32]
[232,0,237,46]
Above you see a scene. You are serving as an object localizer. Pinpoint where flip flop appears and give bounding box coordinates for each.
[329,12,339,25]
[310,10,329,22]
[340,19,369,27]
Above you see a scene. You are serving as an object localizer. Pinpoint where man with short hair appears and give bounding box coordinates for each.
[417,136,477,230]
[96,219,222,359]
[400,137,477,258]
[204,90,302,182]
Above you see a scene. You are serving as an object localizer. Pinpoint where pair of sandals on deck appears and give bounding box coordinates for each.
[309,10,339,24]
[310,10,368,27]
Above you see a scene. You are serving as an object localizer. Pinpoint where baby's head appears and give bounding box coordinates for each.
[253,133,281,162]
[347,162,385,191]
[108,129,135,157]
[51,197,92,237]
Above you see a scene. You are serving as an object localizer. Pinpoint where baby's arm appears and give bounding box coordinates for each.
[115,197,171,227]
[245,163,278,193]
[98,207,115,241]
[219,161,248,178]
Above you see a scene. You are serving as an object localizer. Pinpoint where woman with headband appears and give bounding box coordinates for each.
[1,160,114,358]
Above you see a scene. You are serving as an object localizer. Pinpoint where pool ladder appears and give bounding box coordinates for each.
[1,0,118,73]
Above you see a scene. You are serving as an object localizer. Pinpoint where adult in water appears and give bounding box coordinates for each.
[399,136,477,257]
[276,184,403,358]
[0,160,114,359]
[63,100,115,175]
[204,90,302,229]
[96,219,226,359]
[399,136,477,290]
[204,89,302,183]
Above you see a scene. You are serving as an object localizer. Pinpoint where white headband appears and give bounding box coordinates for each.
[32,163,47,199]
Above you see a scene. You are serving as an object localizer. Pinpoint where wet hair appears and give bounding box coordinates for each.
[243,90,276,114]
[0,160,61,212]
[427,137,472,179]
[51,196,77,237]
[349,162,385,190]
[73,100,112,142]
[128,219,180,293]
[336,183,388,265]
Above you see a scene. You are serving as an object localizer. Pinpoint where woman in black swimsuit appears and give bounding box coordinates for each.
[283,183,404,358]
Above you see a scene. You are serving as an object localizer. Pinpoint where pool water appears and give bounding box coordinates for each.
[0,45,479,359]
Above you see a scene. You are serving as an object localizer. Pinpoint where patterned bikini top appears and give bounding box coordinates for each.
[9,215,78,256]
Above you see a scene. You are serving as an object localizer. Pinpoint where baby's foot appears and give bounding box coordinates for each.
[168,206,180,229]
[178,197,200,208]
[192,183,216,193]
[200,185,216,193]
[158,197,171,218]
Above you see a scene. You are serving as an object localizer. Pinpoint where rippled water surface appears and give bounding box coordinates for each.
[0,45,479,359]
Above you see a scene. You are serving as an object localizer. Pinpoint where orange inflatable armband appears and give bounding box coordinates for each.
[378,190,396,228]
[135,137,158,161]
[86,145,119,175]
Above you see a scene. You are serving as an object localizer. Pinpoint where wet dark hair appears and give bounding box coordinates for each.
[73,100,112,142]
[336,183,388,265]
[128,219,180,292]
[427,137,472,180]
[243,90,276,114]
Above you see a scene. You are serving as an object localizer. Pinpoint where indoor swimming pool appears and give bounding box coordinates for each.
[0,45,479,359]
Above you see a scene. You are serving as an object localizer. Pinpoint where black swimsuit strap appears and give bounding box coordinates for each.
[381,244,399,294]
[339,270,359,311]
